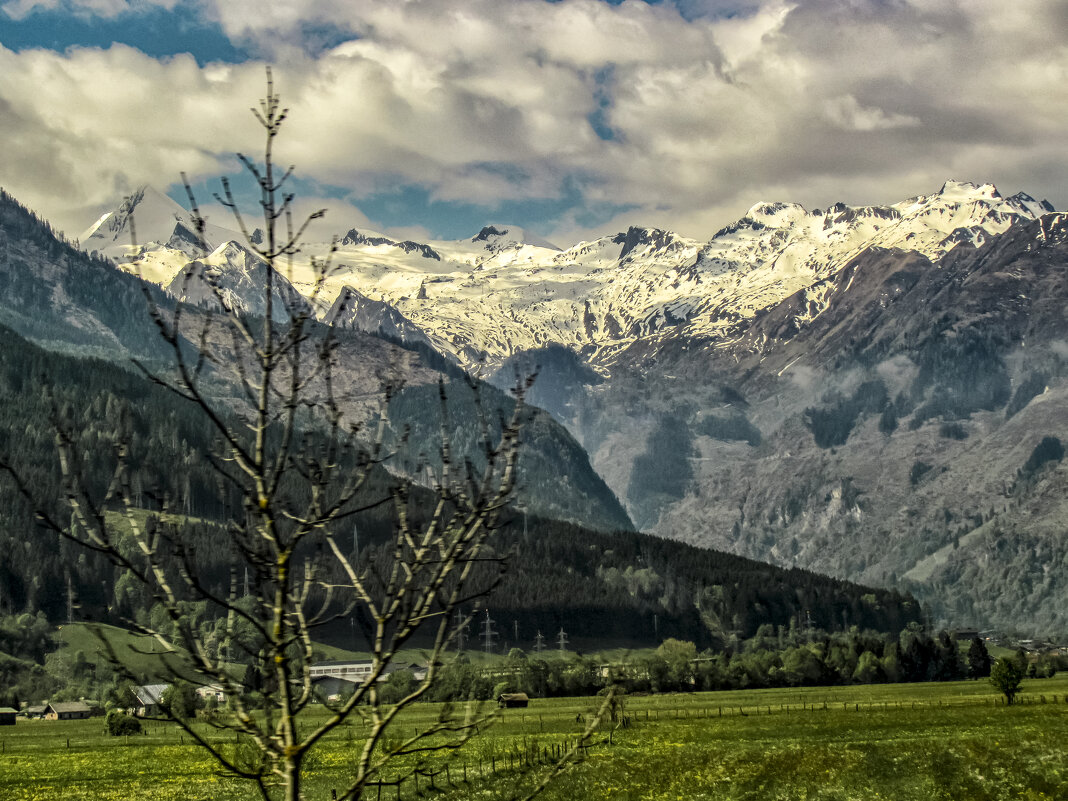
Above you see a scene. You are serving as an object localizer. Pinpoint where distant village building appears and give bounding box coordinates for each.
[133,684,169,717]
[45,701,91,720]
[195,684,226,704]
[24,705,47,719]
[0,707,16,725]
[497,693,529,709]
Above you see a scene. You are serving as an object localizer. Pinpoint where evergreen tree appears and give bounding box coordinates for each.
[966,636,991,679]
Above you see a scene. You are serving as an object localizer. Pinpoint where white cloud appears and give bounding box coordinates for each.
[1,0,178,20]
[1,0,1066,243]
[824,95,921,132]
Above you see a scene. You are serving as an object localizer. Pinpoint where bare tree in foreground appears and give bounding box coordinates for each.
[1,69,575,801]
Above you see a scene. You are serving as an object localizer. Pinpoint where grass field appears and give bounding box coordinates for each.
[0,677,1064,800]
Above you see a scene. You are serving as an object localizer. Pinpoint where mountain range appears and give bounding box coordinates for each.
[39,180,1068,632]
[0,186,925,652]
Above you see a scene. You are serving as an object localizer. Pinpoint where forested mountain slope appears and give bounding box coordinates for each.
[0,189,630,532]
[0,322,917,647]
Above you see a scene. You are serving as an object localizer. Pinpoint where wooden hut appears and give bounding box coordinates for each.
[497,692,530,709]
[0,707,16,725]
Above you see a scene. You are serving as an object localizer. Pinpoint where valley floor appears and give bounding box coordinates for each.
[1,678,1064,800]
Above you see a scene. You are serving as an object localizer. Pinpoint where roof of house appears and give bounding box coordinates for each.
[498,692,530,701]
[134,684,169,706]
[47,701,91,713]
[0,707,17,714]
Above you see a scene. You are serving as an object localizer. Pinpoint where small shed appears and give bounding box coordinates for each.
[25,704,47,719]
[45,701,91,720]
[0,707,16,725]
[497,692,530,709]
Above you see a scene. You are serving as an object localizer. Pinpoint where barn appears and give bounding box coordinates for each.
[497,693,530,708]
[45,701,91,720]
[0,707,16,725]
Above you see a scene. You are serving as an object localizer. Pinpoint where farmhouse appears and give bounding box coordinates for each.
[0,707,16,725]
[24,704,47,719]
[195,684,226,704]
[45,701,91,720]
[133,684,169,717]
[497,693,530,709]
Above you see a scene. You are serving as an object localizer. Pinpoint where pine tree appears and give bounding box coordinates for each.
[966,636,991,679]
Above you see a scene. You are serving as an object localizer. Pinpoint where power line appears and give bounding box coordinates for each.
[481,610,498,654]
[454,608,470,653]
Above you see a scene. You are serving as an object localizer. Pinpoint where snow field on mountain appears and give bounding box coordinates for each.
[83,181,1054,368]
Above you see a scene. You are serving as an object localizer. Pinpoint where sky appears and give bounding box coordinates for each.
[1,0,1066,245]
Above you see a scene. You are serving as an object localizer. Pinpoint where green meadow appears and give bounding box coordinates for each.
[1,677,1065,801]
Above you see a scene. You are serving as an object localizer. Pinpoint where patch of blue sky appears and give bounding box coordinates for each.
[588,64,618,142]
[172,173,637,243]
[0,4,247,64]
[347,180,638,242]
[550,0,759,20]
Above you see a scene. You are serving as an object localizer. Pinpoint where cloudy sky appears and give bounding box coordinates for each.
[1,0,1065,244]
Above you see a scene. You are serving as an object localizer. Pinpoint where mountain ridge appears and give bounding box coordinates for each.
[83,180,1056,374]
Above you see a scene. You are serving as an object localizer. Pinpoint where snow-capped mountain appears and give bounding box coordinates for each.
[83,186,311,321]
[86,181,1054,370]
[307,180,1051,367]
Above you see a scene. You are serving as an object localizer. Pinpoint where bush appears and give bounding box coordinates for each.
[989,656,1026,705]
[106,709,143,736]
[938,422,968,440]
[909,461,933,486]
[160,681,197,721]
[698,412,762,446]
[1021,436,1064,477]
